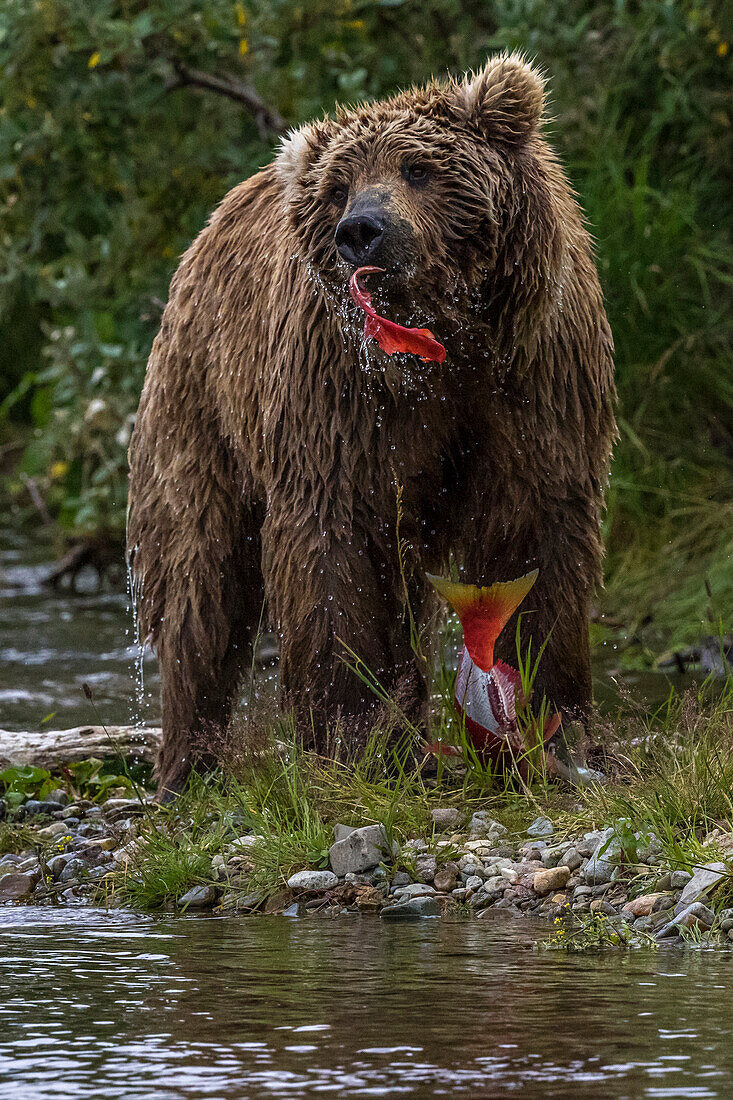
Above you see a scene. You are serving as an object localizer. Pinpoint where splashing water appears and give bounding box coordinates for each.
[125,539,147,731]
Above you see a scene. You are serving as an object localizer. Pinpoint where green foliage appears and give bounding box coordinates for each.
[570,676,733,870]
[0,0,730,643]
[544,911,659,952]
[0,764,60,807]
[62,756,141,801]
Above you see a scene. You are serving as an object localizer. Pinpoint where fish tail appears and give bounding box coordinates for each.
[427,570,538,671]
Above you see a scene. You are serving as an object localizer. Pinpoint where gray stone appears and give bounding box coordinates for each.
[46,853,73,879]
[393,883,436,899]
[464,875,483,893]
[0,873,36,901]
[59,858,89,884]
[16,856,41,873]
[179,884,218,908]
[381,895,441,919]
[46,789,70,806]
[560,847,582,871]
[717,908,733,932]
[415,855,437,883]
[590,899,617,916]
[674,863,727,915]
[329,825,397,876]
[36,821,70,839]
[333,823,357,843]
[430,808,462,831]
[582,831,619,884]
[483,875,506,897]
[287,870,338,893]
[670,870,693,890]
[392,871,410,887]
[239,891,265,910]
[469,812,507,838]
[433,864,459,893]
[22,799,60,817]
[527,816,554,838]
[657,901,716,940]
[282,902,301,917]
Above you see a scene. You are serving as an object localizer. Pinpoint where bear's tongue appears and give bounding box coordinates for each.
[348,266,446,364]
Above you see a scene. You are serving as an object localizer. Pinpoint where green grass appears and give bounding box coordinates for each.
[106,670,733,911]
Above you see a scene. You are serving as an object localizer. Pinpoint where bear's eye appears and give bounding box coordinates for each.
[401,163,429,187]
[330,185,348,207]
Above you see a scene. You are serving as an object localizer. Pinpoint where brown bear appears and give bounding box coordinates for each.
[127,53,616,796]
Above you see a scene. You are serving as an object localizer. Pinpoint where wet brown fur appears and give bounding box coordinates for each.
[128,54,616,795]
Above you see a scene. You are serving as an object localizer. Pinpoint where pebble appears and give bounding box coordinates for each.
[560,847,582,871]
[533,866,571,896]
[583,851,616,885]
[21,799,60,817]
[657,901,715,939]
[381,895,441,919]
[527,816,554,838]
[717,908,733,933]
[287,870,338,893]
[392,883,436,899]
[329,824,396,876]
[415,855,437,882]
[0,873,36,901]
[674,863,727,915]
[36,821,70,839]
[59,858,89,884]
[433,864,459,893]
[430,808,462,830]
[179,884,218,908]
[46,854,73,879]
[469,812,507,839]
[46,789,70,806]
[622,892,667,917]
[590,899,616,916]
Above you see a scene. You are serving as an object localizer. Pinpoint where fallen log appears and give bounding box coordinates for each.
[0,725,162,769]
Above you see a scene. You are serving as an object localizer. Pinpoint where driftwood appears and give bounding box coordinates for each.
[0,725,162,769]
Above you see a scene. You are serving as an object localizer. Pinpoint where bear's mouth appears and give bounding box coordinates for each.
[348,266,446,364]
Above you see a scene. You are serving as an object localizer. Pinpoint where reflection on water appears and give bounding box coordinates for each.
[0,908,731,1098]
[0,528,693,733]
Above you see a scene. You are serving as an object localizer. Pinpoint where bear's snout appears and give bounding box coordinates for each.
[334,212,385,266]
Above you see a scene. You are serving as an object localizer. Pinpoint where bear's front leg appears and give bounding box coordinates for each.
[263,514,425,750]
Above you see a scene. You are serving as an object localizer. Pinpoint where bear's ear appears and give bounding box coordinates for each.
[454,53,545,145]
[275,121,332,203]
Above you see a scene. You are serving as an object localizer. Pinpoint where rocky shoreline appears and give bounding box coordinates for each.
[1,792,732,947]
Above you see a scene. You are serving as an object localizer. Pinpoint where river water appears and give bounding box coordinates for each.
[1,907,732,1098]
[2,528,727,1098]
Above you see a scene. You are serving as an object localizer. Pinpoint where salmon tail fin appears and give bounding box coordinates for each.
[427,570,538,671]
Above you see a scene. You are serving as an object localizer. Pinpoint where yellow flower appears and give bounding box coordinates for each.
[49,460,68,479]
[236,2,246,27]
[239,38,248,55]
[88,51,101,69]
[718,42,728,56]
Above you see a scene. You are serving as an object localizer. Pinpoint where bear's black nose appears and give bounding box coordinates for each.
[334,213,385,265]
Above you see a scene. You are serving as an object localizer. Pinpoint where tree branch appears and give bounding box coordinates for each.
[168,60,285,139]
